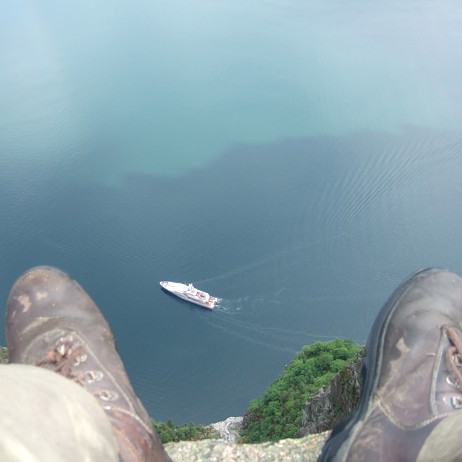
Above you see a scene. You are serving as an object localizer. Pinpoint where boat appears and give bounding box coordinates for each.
[160,281,219,309]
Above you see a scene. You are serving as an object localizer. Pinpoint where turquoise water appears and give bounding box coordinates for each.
[1,1,462,423]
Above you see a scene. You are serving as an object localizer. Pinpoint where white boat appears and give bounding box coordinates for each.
[160,281,219,309]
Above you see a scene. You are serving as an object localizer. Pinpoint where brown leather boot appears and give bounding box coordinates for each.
[318,268,462,462]
[6,266,171,462]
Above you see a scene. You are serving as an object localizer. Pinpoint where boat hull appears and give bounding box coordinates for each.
[160,281,218,309]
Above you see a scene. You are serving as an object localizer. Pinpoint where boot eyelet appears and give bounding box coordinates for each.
[446,375,462,389]
[83,370,104,383]
[56,335,76,356]
[451,396,462,409]
[99,390,119,401]
[73,353,88,366]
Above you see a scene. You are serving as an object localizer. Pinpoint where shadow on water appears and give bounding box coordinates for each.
[2,128,462,422]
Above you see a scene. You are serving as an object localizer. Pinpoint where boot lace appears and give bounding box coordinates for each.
[36,335,88,380]
[36,335,119,401]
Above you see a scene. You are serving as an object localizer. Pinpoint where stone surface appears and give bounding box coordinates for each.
[208,416,243,443]
[165,431,330,462]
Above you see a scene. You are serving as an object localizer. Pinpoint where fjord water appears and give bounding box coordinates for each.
[1,0,462,424]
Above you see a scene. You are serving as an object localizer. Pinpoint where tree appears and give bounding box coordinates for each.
[240,339,360,443]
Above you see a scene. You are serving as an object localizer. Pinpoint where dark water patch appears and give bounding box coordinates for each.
[2,128,462,423]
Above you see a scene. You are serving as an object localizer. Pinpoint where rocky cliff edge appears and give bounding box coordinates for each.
[166,348,365,461]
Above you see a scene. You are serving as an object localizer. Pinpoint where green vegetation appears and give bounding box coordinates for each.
[240,339,360,443]
[0,346,7,364]
[153,339,360,445]
[152,419,217,444]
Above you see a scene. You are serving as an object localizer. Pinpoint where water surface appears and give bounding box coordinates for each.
[1,0,462,423]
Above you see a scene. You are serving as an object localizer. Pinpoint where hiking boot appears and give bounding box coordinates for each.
[318,268,462,462]
[6,266,171,462]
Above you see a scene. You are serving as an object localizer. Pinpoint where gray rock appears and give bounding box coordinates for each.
[165,431,330,462]
[208,416,243,443]
[297,347,365,436]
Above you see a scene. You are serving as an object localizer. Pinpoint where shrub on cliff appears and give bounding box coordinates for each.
[240,339,360,443]
[0,346,8,364]
[152,419,216,444]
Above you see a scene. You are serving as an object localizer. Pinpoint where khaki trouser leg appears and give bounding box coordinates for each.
[0,364,119,462]
[416,411,462,462]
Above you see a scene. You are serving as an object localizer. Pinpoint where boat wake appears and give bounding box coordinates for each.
[204,296,341,354]
[212,297,247,315]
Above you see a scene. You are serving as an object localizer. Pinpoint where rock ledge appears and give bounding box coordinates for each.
[165,431,330,461]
